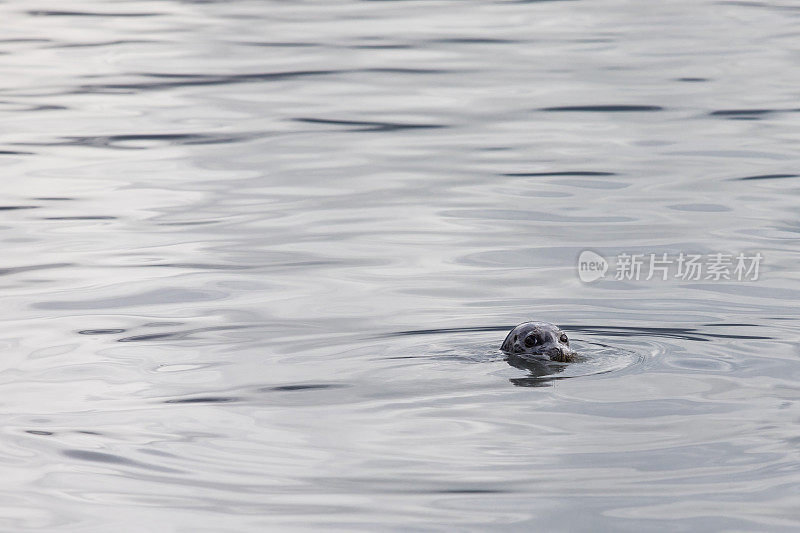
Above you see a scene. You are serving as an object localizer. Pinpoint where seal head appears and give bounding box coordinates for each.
[501,321,577,363]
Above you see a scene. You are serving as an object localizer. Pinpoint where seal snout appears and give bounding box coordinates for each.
[546,345,576,363]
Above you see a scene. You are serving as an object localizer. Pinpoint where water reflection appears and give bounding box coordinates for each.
[505,353,568,387]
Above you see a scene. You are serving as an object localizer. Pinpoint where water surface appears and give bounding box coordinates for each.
[1,0,800,530]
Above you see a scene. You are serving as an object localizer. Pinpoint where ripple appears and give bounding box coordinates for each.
[443,208,634,223]
[75,67,455,94]
[0,38,51,44]
[77,329,127,335]
[382,325,510,338]
[668,203,731,212]
[665,356,735,372]
[77,70,343,92]
[502,171,617,177]
[62,450,182,473]
[732,173,798,181]
[117,325,251,343]
[381,326,646,387]
[541,105,664,112]
[23,133,256,149]
[262,383,348,392]
[294,117,445,132]
[563,324,773,341]
[43,216,117,220]
[709,109,777,117]
[164,396,241,404]
[55,40,160,49]
[0,263,71,276]
[34,288,226,310]
[430,38,518,44]
[708,108,800,120]
[27,10,160,17]
[506,340,644,386]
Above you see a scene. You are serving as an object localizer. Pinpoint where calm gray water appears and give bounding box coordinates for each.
[2,0,800,530]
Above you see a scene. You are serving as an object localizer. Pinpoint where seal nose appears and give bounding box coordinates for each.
[547,346,564,358]
[548,346,574,363]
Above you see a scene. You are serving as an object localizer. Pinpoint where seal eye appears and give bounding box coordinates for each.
[559,333,568,344]
[524,335,539,348]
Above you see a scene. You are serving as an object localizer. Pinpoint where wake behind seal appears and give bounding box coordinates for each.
[501,321,577,363]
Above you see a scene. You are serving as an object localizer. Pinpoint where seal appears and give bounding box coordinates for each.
[500,321,577,363]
